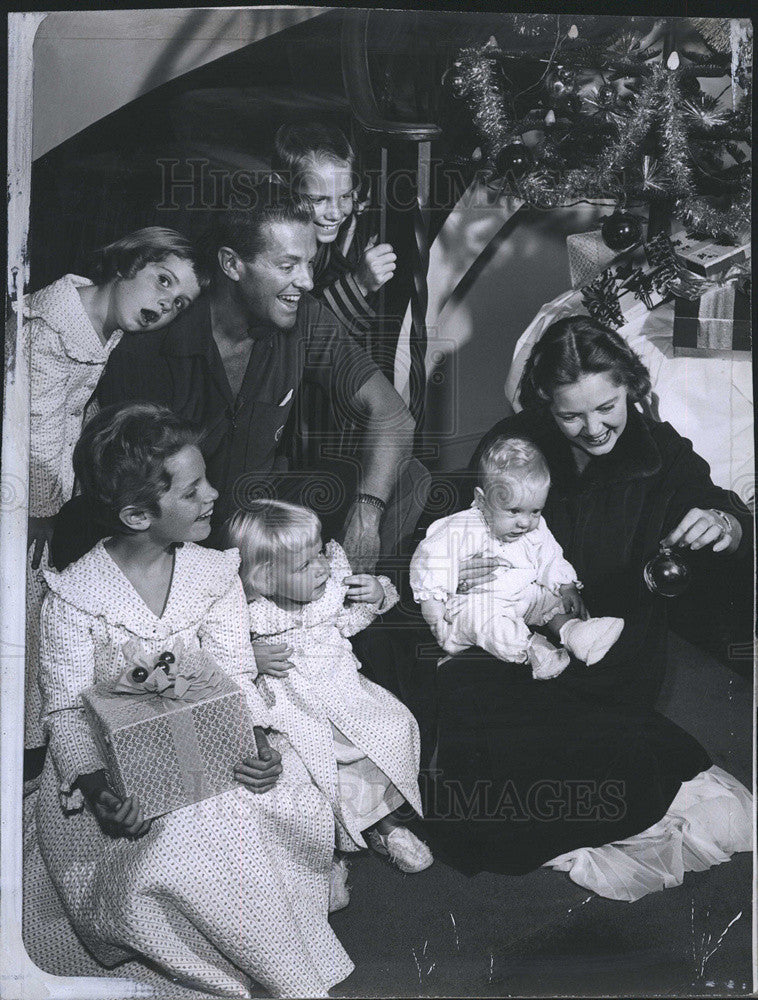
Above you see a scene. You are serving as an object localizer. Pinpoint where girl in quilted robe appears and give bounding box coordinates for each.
[35,403,353,998]
[226,500,433,888]
[18,228,204,759]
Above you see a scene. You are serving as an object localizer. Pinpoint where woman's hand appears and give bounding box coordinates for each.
[253,641,294,677]
[344,574,384,604]
[662,508,741,554]
[92,790,151,839]
[558,583,588,619]
[28,514,57,570]
[456,553,502,594]
[234,747,283,794]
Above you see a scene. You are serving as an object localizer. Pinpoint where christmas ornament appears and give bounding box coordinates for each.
[601,211,642,251]
[644,547,691,597]
[666,50,680,70]
[597,84,617,106]
[567,24,579,40]
[495,142,531,179]
[131,666,149,683]
[559,93,582,116]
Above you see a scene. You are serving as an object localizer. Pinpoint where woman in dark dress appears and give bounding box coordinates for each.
[421,316,752,885]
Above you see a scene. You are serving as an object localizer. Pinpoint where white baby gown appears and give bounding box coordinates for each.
[33,541,353,998]
[249,541,423,851]
[410,505,578,662]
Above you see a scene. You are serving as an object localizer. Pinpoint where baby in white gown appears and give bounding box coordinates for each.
[410,436,624,678]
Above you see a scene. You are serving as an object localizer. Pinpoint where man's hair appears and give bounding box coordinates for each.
[90,227,209,289]
[73,402,201,533]
[224,500,321,599]
[198,180,313,275]
[519,315,651,410]
[477,436,551,505]
[272,122,355,187]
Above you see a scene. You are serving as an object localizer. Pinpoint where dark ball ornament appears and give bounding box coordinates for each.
[495,142,531,180]
[644,547,691,598]
[159,651,176,664]
[600,210,642,252]
[131,666,149,683]
[597,84,617,106]
[556,65,576,86]
[560,93,582,116]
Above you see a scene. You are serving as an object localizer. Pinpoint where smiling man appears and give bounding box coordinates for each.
[96,183,416,570]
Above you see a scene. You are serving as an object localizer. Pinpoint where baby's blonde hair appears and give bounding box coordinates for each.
[225,500,321,598]
[477,436,551,507]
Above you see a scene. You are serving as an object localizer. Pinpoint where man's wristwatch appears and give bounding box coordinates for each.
[355,493,386,514]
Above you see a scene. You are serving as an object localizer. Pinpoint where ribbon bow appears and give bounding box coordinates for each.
[114,640,221,702]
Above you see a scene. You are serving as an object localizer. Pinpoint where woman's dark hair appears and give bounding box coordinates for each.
[519,315,652,410]
[198,180,313,277]
[73,403,201,533]
[90,227,209,289]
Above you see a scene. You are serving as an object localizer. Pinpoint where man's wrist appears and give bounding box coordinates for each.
[353,493,385,522]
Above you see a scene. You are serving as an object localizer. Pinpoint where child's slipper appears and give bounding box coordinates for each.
[367,827,433,873]
[329,857,350,913]
[560,617,624,666]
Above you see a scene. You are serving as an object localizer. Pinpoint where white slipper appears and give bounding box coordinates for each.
[560,617,624,666]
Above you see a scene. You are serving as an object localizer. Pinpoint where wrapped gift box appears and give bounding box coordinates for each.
[673,281,751,357]
[668,231,750,278]
[82,663,257,820]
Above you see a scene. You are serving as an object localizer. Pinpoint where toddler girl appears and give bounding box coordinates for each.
[410,437,624,678]
[35,403,353,998]
[226,500,432,893]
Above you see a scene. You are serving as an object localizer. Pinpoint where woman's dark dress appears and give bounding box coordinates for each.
[420,403,752,875]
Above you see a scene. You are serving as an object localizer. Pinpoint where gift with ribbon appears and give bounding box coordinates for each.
[669,255,751,358]
[82,643,257,820]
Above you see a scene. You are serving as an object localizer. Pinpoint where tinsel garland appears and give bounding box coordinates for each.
[688,17,732,54]
[448,24,751,242]
[449,42,514,161]
[675,194,750,242]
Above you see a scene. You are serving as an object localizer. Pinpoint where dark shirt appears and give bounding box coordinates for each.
[97,292,379,527]
[312,215,376,336]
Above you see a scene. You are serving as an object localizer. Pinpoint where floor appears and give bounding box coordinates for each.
[21,632,753,998]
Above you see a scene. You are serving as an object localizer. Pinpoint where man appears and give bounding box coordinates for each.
[96,183,418,572]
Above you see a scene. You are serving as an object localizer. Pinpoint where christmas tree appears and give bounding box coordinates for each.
[445,15,751,245]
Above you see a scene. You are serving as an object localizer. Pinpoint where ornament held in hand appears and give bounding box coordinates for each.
[601,211,642,252]
[644,547,691,598]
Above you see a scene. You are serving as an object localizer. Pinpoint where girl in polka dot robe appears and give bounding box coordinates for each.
[34,404,353,998]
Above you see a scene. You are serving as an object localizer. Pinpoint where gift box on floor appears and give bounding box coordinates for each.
[82,646,257,820]
[673,280,751,357]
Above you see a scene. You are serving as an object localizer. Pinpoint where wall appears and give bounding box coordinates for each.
[32,8,330,159]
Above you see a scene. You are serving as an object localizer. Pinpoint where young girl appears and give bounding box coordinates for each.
[225,500,432,890]
[19,228,205,760]
[34,403,353,998]
[272,122,396,334]
[410,436,624,678]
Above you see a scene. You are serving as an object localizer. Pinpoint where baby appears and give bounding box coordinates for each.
[226,500,432,905]
[410,436,624,679]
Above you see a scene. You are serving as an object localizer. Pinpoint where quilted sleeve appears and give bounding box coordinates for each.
[39,591,107,809]
[198,574,271,727]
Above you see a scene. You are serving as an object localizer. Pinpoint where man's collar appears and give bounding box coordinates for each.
[159,296,215,357]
